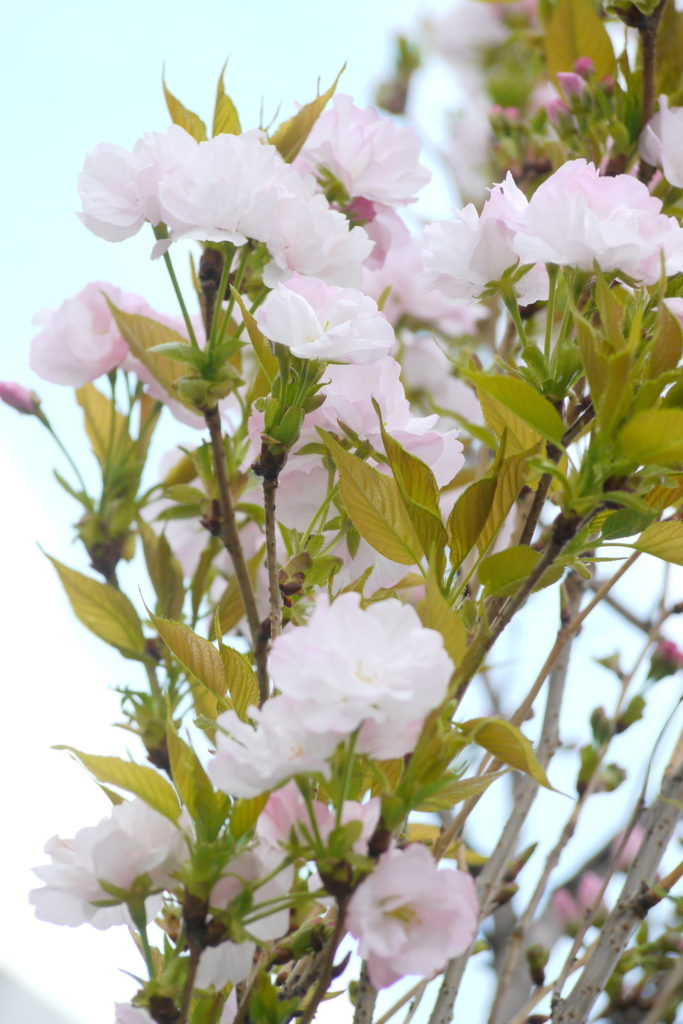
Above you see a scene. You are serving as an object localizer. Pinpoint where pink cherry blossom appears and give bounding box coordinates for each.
[263,191,373,288]
[346,844,479,988]
[512,159,683,283]
[398,333,484,426]
[421,173,549,306]
[611,825,645,870]
[0,381,38,414]
[295,95,430,210]
[363,238,487,335]
[29,799,189,930]
[208,695,341,798]
[78,126,198,242]
[640,96,683,187]
[269,592,452,736]
[30,282,149,387]
[256,780,380,854]
[557,72,586,99]
[158,130,297,246]
[255,275,395,363]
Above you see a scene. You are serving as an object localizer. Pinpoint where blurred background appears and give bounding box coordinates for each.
[2,2,682,1022]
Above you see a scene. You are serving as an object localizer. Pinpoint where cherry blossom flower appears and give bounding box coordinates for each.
[346,844,479,988]
[207,695,341,798]
[421,173,549,306]
[262,191,373,288]
[29,799,189,930]
[295,95,430,209]
[0,381,38,414]
[639,96,683,187]
[512,159,683,283]
[254,275,395,363]
[269,592,452,736]
[363,238,487,335]
[78,126,198,242]
[256,780,380,854]
[158,129,297,245]
[30,282,149,387]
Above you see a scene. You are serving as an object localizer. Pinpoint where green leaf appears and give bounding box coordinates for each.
[545,0,616,84]
[376,410,448,571]
[269,67,344,162]
[650,306,683,380]
[75,384,130,467]
[601,508,657,541]
[619,409,683,465]
[448,475,498,567]
[644,476,683,510]
[106,302,195,410]
[478,545,565,597]
[633,521,683,565]
[149,613,229,702]
[318,429,423,566]
[166,721,227,834]
[416,769,508,812]
[163,79,207,142]
[137,519,185,621]
[55,747,180,821]
[478,445,540,553]
[468,372,565,445]
[46,555,146,659]
[461,719,551,788]
[231,288,278,382]
[213,545,265,636]
[477,389,540,455]
[212,63,241,136]
[417,571,467,667]
[230,792,269,839]
[219,643,260,719]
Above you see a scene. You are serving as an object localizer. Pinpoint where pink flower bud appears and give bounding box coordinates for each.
[552,888,580,927]
[0,381,38,414]
[557,72,586,99]
[546,97,570,125]
[505,107,521,121]
[576,871,604,911]
[574,57,595,77]
[648,638,683,681]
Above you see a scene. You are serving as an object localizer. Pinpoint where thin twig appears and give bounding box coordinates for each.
[263,476,283,641]
[298,906,347,1024]
[373,981,425,1024]
[641,954,683,1024]
[636,0,667,185]
[204,407,269,703]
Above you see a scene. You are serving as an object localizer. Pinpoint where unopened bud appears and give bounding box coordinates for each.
[648,639,683,681]
[0,381,40,414]
[526,944,549,986]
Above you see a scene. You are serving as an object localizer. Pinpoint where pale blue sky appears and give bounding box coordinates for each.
[3,4,683,1024]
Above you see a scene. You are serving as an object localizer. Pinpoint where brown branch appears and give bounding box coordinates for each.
[635,0,667,185]
[353,962,378,1024]
[263,476,283,641]
[205,407,269,703]
[298,906,347,1024]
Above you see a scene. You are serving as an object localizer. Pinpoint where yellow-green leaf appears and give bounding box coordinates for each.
[477,445,540,552]
[468,372,565,445]
[76,384,130,466]
[633,521,683,565]
[478,545,565,597]
[46,555,146,659]
[150,613,229,702]
[319,429,423,566]
[269,67,344,162]
[138,519,185,621]
[213,545,265,636]
[106,303,195,410]
[448,475,498,567]
[166,721,225,829]
[477,387,542,455]
[212,63,241,136]
[231,288,278,382]
[219,643,260,719]
[416,770,508,811]
[619,409,683,465]
[230,793,269,838]
[56,747,180,821]
[545,0,616,84]
[461,719,551,788]
[417,571,467,667]
[650,307,683,380]
[644,476,683,510]
[163,79,207,142]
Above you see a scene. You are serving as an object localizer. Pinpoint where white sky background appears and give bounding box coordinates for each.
[2,2,683,1023]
